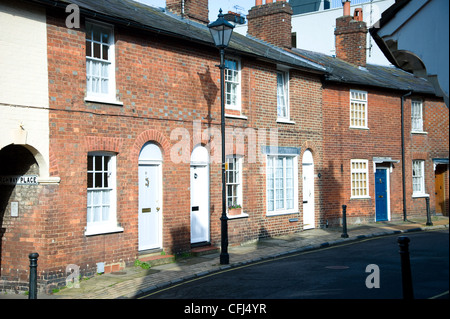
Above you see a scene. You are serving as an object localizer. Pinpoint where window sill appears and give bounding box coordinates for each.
[266,210,298,217]
[85,97,123,106]
[225,113,247,120]
[227,212,249,219]
[277,118,295,124]
[350,196,371,200]
[412,193,429,198]
[85,225,124,236]
[411,131,428,135]
[349,126,369,130]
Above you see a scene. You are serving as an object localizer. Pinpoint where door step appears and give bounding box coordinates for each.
[191,246,220,257]
[138,253,175,267]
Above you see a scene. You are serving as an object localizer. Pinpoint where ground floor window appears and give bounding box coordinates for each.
[412,160,426,196]
[351,159,369,198]
[226,156,242,209]
[86,152,121,235]
[267,155,297,215]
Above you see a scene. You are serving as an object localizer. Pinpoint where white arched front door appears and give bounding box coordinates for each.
[138,142,163,251]
[302,150,315,230]
[190,145,210,244]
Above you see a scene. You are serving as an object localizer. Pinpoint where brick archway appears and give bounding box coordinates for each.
[132,129,171,163]
[300,140,318,161]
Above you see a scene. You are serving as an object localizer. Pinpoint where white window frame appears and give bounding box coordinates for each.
[224,57,241,111]
[226,156,243,212]
[350,90,368,129]
[85,152,123,236]
[85,20,120,105]
[277,70,290,120]
[351,159,370,199]
[411,99,424,133]
[266,155,299,216]
[412,160,427,197]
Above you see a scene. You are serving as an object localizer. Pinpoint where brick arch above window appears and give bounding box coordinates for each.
[85,136,123,153]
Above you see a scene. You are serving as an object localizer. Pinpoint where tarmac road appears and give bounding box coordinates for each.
[141,230,449,299]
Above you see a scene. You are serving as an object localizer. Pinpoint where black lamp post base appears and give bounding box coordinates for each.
[220,253,229,265]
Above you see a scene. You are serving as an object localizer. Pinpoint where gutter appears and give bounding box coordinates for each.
[27,0,216,48]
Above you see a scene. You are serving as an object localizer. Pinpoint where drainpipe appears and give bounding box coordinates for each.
[401,91,412,221]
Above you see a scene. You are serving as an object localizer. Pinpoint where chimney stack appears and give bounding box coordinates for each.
[247,0,293,49]
[166,0,209,24]
[334,1,367,66]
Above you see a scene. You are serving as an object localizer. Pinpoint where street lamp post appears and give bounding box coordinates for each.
[208,9,235,265]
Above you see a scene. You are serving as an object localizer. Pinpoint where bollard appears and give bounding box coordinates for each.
[425,197,433,226]
[397,237,414,299]
[28,252,39,299]
[341,205,348,238]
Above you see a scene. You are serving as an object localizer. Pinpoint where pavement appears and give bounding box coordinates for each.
[1,216,448,299]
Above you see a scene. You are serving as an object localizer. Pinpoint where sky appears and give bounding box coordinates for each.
[134,0,256,21]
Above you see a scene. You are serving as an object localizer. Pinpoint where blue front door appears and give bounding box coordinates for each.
[375,168,388,221]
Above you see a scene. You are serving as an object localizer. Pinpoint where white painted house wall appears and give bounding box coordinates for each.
[0,0,52,180]
[374,0,449,105]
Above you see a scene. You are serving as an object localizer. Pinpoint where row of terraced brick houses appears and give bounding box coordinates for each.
[0,0,448,293]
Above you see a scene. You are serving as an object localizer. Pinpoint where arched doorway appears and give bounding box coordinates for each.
[0,145,40,277]
[302,149,315,229]
[138,142,163,251]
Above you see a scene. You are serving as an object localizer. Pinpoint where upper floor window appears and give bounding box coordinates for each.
[225,58,241,110]
[277,71,289,120]
[411,99,424,132]
[85,21,116,103]
[350,90,368,129]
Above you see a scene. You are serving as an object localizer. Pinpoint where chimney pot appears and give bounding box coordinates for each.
[354,8,363,21]
[256,0,262,5]
[343,0,351,16]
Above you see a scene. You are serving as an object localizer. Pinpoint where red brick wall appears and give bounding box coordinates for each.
[404,96,449,216]
[322,83,448,225]
[0,6,325,291]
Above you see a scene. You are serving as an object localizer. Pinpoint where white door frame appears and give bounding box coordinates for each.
[190,145,210,244]
[138,143,163,251]
[302,150,315,230]
[374,166,391,222]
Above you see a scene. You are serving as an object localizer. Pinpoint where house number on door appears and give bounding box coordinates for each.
[145,177,149,187]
